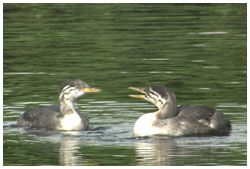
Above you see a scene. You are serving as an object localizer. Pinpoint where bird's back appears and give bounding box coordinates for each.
[175,105,231,134]
[176,105,215,121]
[17,104,61,130]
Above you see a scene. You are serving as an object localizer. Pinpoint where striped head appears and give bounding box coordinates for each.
[59,79,101,101]
[129,86,176,109]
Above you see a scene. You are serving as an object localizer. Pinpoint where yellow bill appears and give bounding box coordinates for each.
[129,95,145,99]
[128,87,146,94]
[128,87,146,99]
[83,87,102,93]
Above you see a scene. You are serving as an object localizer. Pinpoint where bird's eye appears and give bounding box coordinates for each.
[74,85,80,90]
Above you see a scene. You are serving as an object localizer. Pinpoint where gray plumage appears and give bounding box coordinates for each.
[130,86,231,136]
[17,79,101,130]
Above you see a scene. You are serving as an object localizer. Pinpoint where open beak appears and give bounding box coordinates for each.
[82,87,102,93]
[128,87,146,99]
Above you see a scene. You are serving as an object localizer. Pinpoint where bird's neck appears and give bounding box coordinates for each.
[155,101,177,119]
[59,97,77,115]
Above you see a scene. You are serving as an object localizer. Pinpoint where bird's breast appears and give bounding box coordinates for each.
[58,113,83,130]
[133,113,162,136]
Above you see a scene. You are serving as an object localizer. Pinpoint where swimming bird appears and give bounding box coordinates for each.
[17,79,101,130]
[129,86,231,136]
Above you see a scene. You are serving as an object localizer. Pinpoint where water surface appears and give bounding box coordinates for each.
[3,3,247,166]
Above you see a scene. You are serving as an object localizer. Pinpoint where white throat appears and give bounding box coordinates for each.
[58,90,84,130]
[133,113,161,136]
[59,113,83,130]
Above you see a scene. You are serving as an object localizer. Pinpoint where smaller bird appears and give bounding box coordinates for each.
[129,86,231,136]
[17,79,101,131]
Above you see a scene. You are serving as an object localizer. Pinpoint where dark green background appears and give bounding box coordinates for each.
[3,3,246,166]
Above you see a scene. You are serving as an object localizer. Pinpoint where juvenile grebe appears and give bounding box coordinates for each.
[17,79,101,130]
[129,86,231,136]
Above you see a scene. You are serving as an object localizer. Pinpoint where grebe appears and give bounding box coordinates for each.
[17,79,101,130]
[129,86,231,136]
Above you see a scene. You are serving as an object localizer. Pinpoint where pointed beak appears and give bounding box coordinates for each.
[128,87,146,99]
[82,87,102,93]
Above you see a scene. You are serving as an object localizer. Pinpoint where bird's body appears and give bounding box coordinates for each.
[129,86,231,136]
[17,104,89,130]
[17,79,101,131]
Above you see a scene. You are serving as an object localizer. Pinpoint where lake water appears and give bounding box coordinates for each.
[3,3,247,166]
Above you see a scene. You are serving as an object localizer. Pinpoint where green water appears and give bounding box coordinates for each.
[3,3,247,166]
